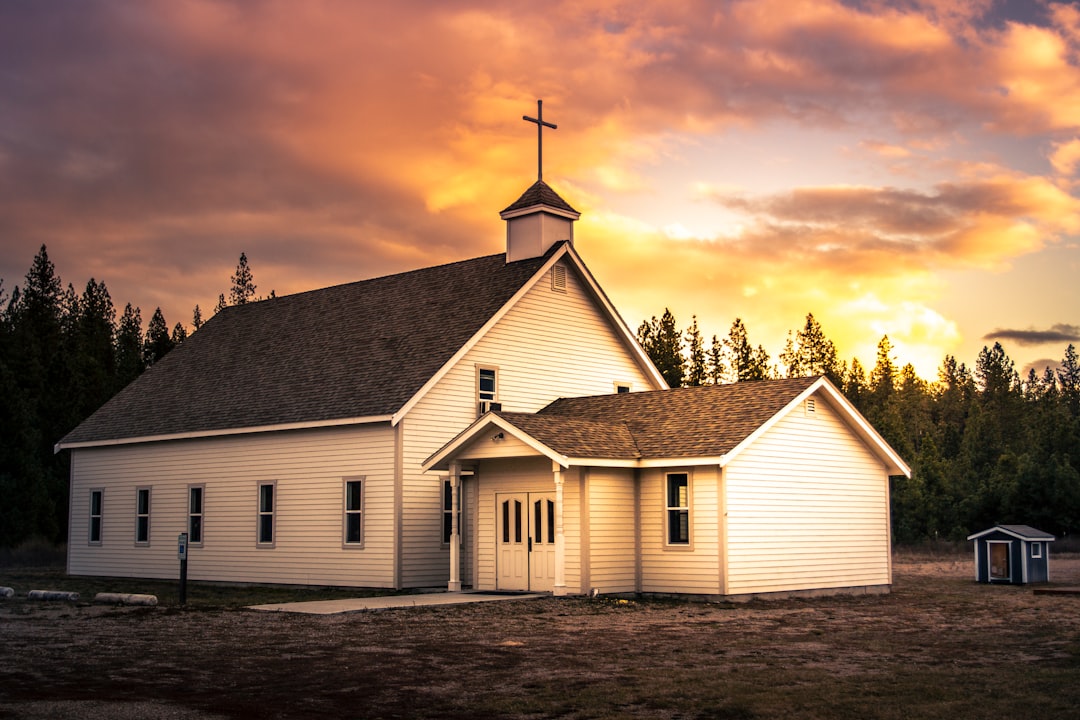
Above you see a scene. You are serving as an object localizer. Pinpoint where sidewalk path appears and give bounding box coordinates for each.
[248,591,545,615]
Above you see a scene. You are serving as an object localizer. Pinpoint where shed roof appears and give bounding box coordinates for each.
[57,247,562,448]
[966,525,1056,541]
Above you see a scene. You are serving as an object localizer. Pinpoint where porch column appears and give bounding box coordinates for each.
[448,461,461,592]
[553,461,567,596]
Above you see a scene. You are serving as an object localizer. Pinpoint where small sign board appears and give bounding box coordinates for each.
[177,532,188,560]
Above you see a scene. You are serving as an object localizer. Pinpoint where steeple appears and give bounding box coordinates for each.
[501,100,580,263]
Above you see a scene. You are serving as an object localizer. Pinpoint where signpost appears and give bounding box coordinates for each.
[177,532,188,605]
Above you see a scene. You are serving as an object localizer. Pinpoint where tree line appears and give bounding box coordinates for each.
[638,309,1080,544]
[1,244,1076,548]
[0,246,268,547]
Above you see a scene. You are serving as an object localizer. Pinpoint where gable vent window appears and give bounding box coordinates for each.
[805,398,817,415]
[551,264,567,293]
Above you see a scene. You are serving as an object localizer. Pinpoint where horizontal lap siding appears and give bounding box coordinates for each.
[401,261,659,587]
[639,466,721,594]
[724,397,891,594]
[586,468,636,593]
[68,424,397,587]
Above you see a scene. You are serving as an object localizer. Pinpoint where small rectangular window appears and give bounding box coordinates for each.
[666,473,689,545]
[258,482,275,546]
[135,488,151,545]
[188,486,204,545]
[89,489,103,545]
[442,480,453,544]
[344,478,363,546]
[478,366,498,415]
[615,383,631,394]
[1031,542,1042,559]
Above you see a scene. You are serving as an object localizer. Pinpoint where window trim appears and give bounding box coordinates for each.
[257,481,276,548]
[343,477,365,548]
[1031,542,1042,559]
[89,489,103,545]
[188,484,205,546]
[615,382,632,394]
[135,487,151,546]
[664,472,692,549]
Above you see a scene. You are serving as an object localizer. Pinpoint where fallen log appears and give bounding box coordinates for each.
[93,592,158,606]
[27,590,80,601]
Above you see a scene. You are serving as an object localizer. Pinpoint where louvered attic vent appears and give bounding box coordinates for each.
[551,264,567,292]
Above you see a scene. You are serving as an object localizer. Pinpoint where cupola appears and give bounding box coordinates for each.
[500,179,580,262]
[501,99,580,262]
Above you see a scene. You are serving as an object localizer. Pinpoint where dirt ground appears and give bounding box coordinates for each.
[2,554,1079,720]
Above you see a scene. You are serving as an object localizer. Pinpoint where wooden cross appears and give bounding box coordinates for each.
[523,99,556,182]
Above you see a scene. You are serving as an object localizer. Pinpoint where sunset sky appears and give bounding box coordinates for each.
[2,0,1078,381]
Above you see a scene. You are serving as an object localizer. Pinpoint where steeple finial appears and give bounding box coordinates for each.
[523,99,556,182]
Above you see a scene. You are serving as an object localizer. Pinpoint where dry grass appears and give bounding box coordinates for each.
[1,552,1079,719]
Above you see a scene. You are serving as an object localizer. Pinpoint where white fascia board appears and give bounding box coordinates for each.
[813,379,911,477]
[53,414,395,453]
[719,377,911,477]
[561,244,668,392]
[966,526,1055,542]
[394,245,571,427]
[423,413,568,472]
[500,204,581,221]
[636,456,728,469]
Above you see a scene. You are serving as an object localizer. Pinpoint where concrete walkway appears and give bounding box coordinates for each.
[247,591,546,615]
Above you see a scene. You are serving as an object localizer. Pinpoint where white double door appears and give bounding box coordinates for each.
[496,492,556,592]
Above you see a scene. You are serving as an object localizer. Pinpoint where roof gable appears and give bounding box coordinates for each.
[427,376,908,475]
[967,525,1056,541]
[58,249,557,448]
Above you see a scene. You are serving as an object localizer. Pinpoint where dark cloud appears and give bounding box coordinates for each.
[984,324,1080,346]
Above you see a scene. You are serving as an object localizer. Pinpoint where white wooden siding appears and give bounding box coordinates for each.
[472,457,582,593]
[67,424,398,587]
[399,260,659,587]
[638,466,722,594]
[585,468,636,593]
[723,394,891,595]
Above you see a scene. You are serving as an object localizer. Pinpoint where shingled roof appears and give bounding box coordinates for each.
[501,180,578,216]
[517,376,822,460]
[59,246,562,447]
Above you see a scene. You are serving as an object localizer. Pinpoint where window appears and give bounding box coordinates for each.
[344,478,363,546]
[188,486,204,545]
[615,382,631,394]
[1031,542,1043,559]
[478,366,498,414]
[666,473,690,545]
[135,488,151,544]
[89,489,103,545]
[257,482,275,546]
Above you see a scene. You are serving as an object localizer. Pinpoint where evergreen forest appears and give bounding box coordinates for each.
[1,245,1077,549]
[638,309,1080,545]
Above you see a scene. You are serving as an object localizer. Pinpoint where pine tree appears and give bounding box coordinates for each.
[685,316,707,387]
[143,307,175,367]
[637,309,684,388]
[1057,344,1079,417]
[724,318,770,381]
[706,334,725,385]
[229,252,257,306]
[214,293,227,315]
[171,322,188,345]
[73,279,117,420]
[115,303,144,388]
[192,304,204,330]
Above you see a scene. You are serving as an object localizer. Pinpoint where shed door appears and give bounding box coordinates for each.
[496,493,555,592]
[989,541,1011,580]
